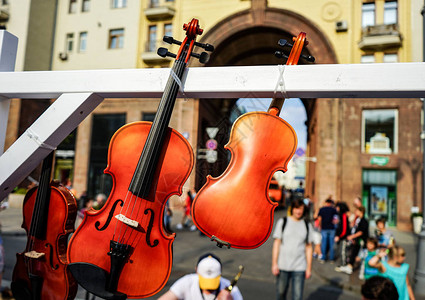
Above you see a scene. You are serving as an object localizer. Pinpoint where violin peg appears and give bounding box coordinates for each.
[163,36,174,44]
[304,54,315,63]
[194,41,214,52]
[163,36,182,46]
[278,39,292,48]
[274,50,288,59]
[199,52,210,64]
[157,47,176,59]
[191,51,210,64]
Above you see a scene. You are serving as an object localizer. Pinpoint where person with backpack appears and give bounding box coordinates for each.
[271,199,313,300]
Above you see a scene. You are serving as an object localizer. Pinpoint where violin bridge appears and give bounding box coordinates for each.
[115,214,139,228]
[24,251,45,259]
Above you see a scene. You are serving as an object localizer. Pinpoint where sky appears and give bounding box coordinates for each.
[235,98,307,150]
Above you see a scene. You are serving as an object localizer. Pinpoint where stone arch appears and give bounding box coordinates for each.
[192,7,338,67]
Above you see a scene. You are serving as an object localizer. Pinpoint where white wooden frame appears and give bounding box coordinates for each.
[1,30,425,201]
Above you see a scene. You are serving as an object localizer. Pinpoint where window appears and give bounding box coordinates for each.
[66,33,74,52]
[112,0,127,8]
[82,0,90,12]
[361,54,375,63]
[142,113,156,122]
[88,114,126,197]
[108,29,124,49]
[69,0,77,13]
[362,3,375,27]
[383,53,398,63]
[384,1,397,25]
[362,109,398,154]
[149,0,159,8]
[79,32,87,52]
[148,25,157,52]
[164,23,172,38]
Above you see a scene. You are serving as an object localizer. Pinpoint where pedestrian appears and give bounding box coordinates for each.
[312,216,322,260]
[349,196,362,225]
[164,200,173,233]
[334,201,350,268]
[75,197,94,228]
[177,190,196,231]
[92,193,106,210]
[374,217,394,249]
[361,237,379,280]
[317,198,338,262]
[271,199,313,300]
[337,206,369,275]
[303,195,312,222]
[361,276,399,300]
[368,245,415,300]
[158,253,243,300]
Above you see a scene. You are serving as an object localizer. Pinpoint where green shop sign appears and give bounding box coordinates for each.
[370,156,389,166]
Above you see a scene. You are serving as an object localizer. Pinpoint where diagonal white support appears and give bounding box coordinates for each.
[0,93,104,201]
[0,31,18,155]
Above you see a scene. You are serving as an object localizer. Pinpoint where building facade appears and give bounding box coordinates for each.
[3,0,423,229]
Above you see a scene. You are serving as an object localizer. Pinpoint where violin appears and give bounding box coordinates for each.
[67,18,213,299]
[11,151,78,300]
[191,32,314,249]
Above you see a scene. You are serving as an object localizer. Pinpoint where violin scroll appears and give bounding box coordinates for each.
[274,34,315,64]
[157,18,214,64]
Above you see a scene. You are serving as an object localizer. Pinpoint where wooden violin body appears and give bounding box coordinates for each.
[67,122,193,298]
[12,181,78,300]
[192,111,297,249]
[67,18,209,299]
[192,32,313,250]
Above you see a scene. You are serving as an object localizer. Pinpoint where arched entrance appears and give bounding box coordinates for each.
[191,6,338,196]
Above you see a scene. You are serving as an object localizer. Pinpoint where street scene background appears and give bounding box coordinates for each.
[0,204,420,300]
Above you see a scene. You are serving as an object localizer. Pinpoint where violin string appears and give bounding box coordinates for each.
[116,192,138,244]
[27,154,50,274]
[112,189,132,242]
[115,45,188,248]
[124,59,185,248]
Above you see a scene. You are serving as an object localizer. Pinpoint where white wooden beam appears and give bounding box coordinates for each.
[0,31,18,155]
[0,93,104,201]
[0,63,424,99]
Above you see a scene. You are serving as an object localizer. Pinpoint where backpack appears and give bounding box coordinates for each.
[281,217,310,244]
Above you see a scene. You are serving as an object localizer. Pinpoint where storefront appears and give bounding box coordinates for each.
[362,169,397,226]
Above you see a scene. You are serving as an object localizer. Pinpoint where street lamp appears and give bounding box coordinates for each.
[413,1,425,295]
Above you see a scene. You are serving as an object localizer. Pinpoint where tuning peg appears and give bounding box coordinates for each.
[157,47,176,59]
[194,41,214,52]
[191,51,210,64]
[163,36,182,46]
[278,39,291,48]
[274,51,288,59]
[277,39,315,62]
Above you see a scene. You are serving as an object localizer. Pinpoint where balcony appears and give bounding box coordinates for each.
[144,1,175,20]
[0,7,9,22]
[141,39,172,64]
[358,24,402,51]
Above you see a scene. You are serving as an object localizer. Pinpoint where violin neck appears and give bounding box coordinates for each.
[268,98,285,115]
[129,60,187,199]
[29,151,54,240]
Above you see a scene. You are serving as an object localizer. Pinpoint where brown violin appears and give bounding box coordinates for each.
[191,32,314,249]
[67,18,213,299]
[11,151,78,300]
